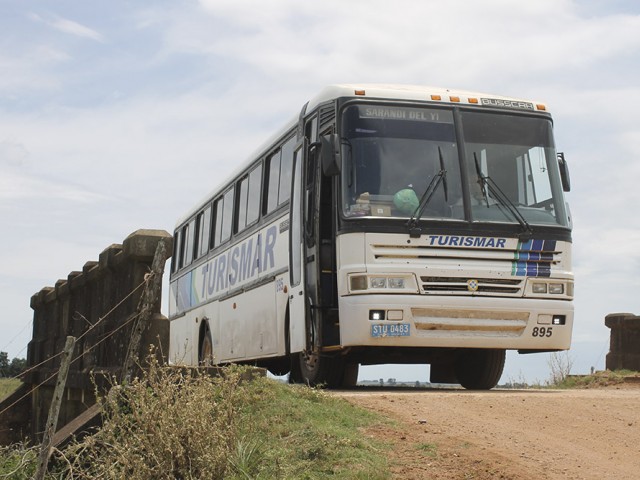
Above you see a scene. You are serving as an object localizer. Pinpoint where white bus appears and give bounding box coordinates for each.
[168,84,573,389]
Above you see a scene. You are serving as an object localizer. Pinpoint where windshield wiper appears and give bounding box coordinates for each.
[473,152,533,241]
[407,147,448,238]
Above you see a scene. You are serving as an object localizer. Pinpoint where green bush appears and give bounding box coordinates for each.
[0,443,38,479]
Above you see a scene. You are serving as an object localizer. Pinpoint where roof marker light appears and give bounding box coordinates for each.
[468,98,479,104]
[450,96,460,102]
[536,104,546,111]
[355,89,366,96]
[431,94,442,100]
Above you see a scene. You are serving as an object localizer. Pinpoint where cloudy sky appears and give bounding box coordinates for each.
[1,0,639,383]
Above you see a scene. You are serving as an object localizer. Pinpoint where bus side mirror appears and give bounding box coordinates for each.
[320,134,341,176]
[557,152,571,192]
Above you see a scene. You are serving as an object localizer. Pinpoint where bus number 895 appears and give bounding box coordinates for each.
[532,327,553,337]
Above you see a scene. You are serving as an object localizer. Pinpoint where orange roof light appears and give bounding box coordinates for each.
[354,89,366,96]
[536,104,546,111]
[468,98,479,104]
[450,96,460,102]
[431,94,442,101]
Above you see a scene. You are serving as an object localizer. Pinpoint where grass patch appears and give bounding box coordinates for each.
[416,442,438,458]
[0,443,38,479]
[0,361,390,479]
[231,378,390,479]
[0,378,21,401]
[556,369,640,389]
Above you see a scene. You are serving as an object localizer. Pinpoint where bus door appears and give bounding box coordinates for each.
[288,144,306,353]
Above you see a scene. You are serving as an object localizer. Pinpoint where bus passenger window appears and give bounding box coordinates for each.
[196,206,211,258]
[246,163,262,225]
[266,150,281,213]
[236,176,249,231]
[279,136,295,205]
[179,222,194,268]
[220,187,234,243]
[172,229,182,272]
[213,197,224,248]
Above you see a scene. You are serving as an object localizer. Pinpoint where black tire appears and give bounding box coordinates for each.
[454,348,505,390]
[341,363,359,388]
[199,328,214,366]
[290,350,345,388]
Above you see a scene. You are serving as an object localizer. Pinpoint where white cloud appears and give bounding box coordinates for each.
[28,12,105,43]
[0,170,106,203]
[0,140,29,166]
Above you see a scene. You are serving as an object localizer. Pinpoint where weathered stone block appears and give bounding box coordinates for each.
[605,313,640,371]
[123,229,173,261]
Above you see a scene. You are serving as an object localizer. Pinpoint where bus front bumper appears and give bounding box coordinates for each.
[337,294,573,350]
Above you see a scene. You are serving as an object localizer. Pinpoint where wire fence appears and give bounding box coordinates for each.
[0,274,151,419]
[0,230,172,444]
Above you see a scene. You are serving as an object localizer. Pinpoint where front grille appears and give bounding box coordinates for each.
[368,236,562,298]
[421,276,523,296]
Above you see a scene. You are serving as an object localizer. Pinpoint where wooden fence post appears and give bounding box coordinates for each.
[35,335,76,480]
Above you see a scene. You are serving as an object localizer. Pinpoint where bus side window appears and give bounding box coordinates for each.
[279,136,295,205]
[172,229,182,272]
[182,219,195,267]
[212,189,234,248]
[176,223,190,269]
[246,163,262,226]
[236,163,262,232]
[265,150,281,214]
[212,197,224,248]
[196,206,211,258]
[236,175,249,232]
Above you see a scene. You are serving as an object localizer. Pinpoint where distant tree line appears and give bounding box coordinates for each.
[0,351,27,377]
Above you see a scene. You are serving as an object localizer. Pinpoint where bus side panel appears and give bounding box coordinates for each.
[218,283,277,361]
[169,314,194,365]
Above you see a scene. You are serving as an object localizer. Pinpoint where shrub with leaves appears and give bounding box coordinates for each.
[0,443,38,479]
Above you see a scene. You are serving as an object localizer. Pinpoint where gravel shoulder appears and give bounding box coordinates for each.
[334,387,640,479]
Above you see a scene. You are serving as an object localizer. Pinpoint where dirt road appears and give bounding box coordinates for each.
[335,387,640,479]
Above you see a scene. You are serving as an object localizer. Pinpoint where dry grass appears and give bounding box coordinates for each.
[1,359,389,479]
[56,359,245,479]
[0,378,21,401]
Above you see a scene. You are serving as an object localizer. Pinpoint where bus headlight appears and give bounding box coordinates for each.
[388,277,406,289]
[525,279,572,298]
[549,283,564,294]
[532,283,548,294]
[348,274,417,294]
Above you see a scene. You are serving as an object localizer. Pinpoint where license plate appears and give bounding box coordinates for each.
[371,323,410,337]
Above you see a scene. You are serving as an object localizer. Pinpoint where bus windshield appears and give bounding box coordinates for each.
[340,104,568,227]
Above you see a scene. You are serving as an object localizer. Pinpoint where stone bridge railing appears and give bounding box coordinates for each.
[606,313,640,371]
[0,229,172,445]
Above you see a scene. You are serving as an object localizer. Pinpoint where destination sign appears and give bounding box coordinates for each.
[359,106,453,123]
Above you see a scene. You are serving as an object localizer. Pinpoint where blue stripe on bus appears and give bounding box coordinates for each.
[512,240,557,277]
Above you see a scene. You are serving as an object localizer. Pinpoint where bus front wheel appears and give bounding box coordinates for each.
[290,350,346,388]
[454,348,505,390]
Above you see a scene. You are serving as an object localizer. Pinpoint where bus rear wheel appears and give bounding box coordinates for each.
[199,328,214,366]
[454,348,505,390]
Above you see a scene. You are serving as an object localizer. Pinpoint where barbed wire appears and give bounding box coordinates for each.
[1,319,33,354]
[0,273,154,419]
